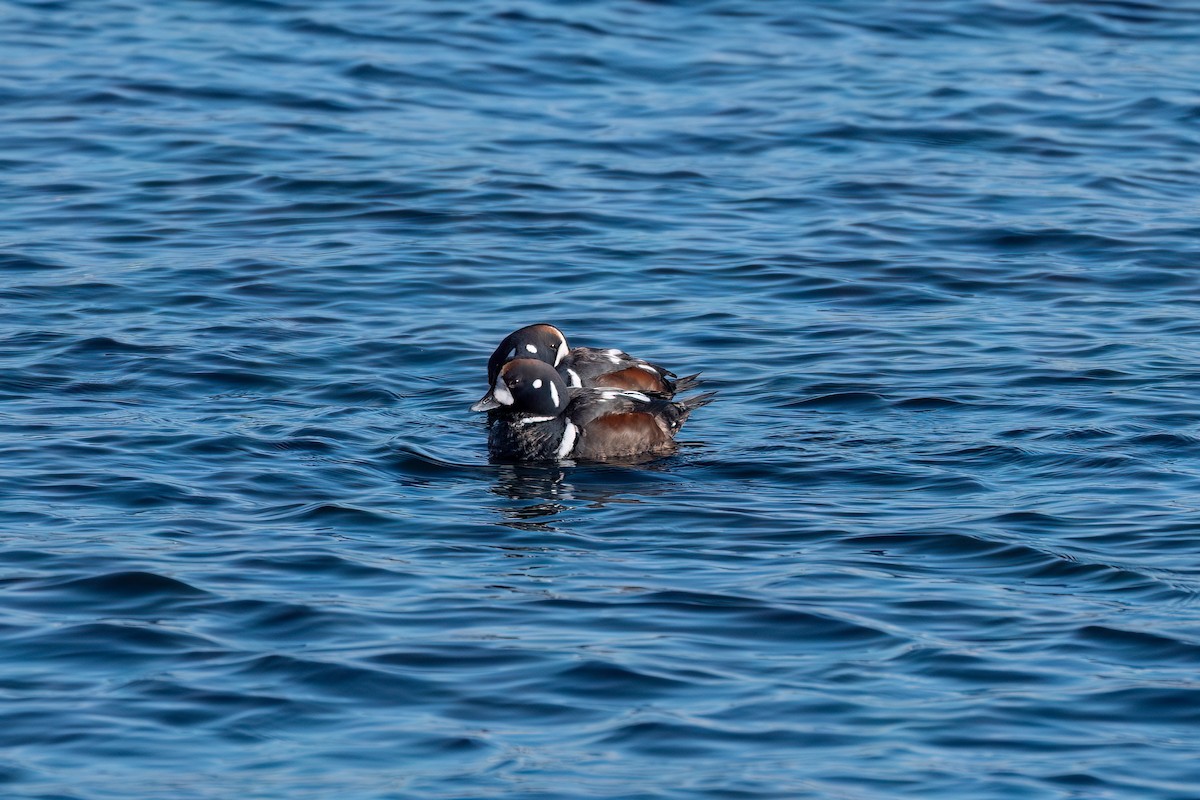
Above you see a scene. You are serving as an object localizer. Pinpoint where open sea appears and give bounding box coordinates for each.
[3,1,1200,798]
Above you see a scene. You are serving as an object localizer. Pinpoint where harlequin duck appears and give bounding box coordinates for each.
[470,323,699,412]
[471,358,715,462]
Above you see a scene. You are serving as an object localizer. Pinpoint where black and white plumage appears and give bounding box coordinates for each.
[471,359,715,463]
[471,323,699,413]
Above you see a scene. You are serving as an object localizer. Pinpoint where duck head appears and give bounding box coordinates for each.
[470,358,570,416]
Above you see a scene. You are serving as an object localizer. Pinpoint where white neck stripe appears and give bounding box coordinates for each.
[556,421,578,459]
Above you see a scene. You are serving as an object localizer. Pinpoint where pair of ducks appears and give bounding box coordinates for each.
[470,324,713,462]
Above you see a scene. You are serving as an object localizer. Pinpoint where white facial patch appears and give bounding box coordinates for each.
[555,339,569,366]
[493,374,514,406]
[550,382,559,408]
[566,368,581,388]
[525,343,538,354]
[533,378,543,389]
[556,421,578,459]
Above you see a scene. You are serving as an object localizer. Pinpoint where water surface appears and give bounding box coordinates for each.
[3,1,1200,798]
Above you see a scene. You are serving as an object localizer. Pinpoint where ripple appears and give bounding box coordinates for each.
[1072,625,1200,666]
[32,570,206,602]
[786,391,888,410]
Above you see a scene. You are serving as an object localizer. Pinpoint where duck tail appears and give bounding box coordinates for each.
[679,391,717,413]
[663,390,716,435]
[670,372,704,394]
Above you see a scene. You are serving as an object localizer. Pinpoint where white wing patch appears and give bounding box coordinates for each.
[636,364,659,375]
[600,390,649,402]
[566,368,581,388]
[556,421,578,459]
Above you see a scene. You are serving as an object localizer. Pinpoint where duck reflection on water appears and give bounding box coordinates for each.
[488,458,691,533]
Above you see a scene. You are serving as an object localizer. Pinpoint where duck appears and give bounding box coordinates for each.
[470,323,698,412]
[471,358,714,462]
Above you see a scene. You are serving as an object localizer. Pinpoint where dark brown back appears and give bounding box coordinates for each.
[593,367,670,393]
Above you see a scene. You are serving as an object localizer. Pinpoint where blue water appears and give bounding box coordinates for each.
[4,1,1200,797]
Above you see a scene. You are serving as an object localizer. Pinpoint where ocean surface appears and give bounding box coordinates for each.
[3,1,1200,798]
